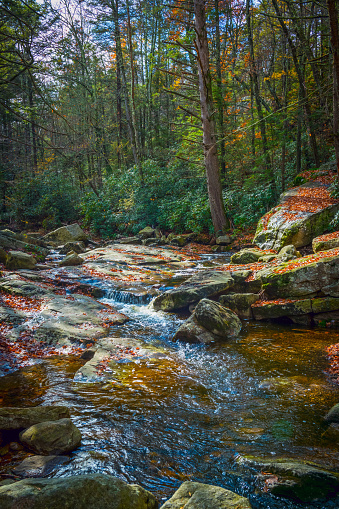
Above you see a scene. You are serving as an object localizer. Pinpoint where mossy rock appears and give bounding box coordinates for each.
[252,298,312,320]
[312,232,339,253]
[230,248,267,265]
[219,293,260,319]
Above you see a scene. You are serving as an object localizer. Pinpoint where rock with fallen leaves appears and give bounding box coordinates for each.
[0,406,70,430]
[0,473,158,509]
[236,455,339,502]
[254,182,339,251]
[230,248,268,264]
[42,224,87,246]
[5,251,37,270]
[312,230,339,253]
[152,270,235,311]
[160,481,252,509]
[19,418,81,455]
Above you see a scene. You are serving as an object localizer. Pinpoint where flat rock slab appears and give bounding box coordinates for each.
[254,182,339,251]
[0,406,70,430]
[12,455,70,478]
[74,337,166,383]
[160,481,252,509]
[152,270,235,311]
[313,231,339,253]
[0,275,51,297]
[0,473,158,509]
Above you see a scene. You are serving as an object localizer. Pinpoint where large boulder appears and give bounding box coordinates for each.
[313,231,339,253]
[5,251,36,270]
[43,224,87,245]
[0,473,158,509]
[0,406,70,430]
[59,242,85,255]
[258,248,339,298]
[173,299,241,343]
[236,455,339,502]
[254,182,339,251]
[0,230,49,258]
[19,418,81,455]
[138,227,155,239]
[152,270,235,311]
[251,298,312,320]
[160,481,252,509]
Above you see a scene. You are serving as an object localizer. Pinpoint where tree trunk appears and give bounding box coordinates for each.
[327,0,339,179]
[194,0,229,234]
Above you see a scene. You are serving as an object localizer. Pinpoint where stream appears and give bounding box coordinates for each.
[1,250,339,508]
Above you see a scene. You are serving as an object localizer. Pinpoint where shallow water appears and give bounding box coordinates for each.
[1,253,339,508]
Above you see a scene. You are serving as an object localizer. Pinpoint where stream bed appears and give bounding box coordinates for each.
[1,250,339,508]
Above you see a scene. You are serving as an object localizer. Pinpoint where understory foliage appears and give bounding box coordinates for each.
[1,0,338,234]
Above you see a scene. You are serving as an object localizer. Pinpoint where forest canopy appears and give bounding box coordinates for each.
[1,0,338,236]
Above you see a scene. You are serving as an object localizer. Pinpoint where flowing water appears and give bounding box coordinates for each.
[1,253,339,508]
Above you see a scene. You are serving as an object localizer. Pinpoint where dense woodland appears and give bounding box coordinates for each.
[1,0,339,237]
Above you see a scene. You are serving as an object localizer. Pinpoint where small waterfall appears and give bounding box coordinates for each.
[105,289,155,305]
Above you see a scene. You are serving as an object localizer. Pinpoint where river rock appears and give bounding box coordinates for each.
[43,224,87,245]
[173,299,241,343]
[313,231,339,253]
[59,242,85,255]
[195,299,242,337]
[251,299,312,320]
[0,473,158,509]
[160,481,252,509]
[152,270,235,311]
[231,270,262,293]
[230,248,268,265]
[19,418,81,455]
[117,236,141,245]
[216,235,232,245]
[258,254,277,263]
[236,455,339,501]
[0,406,70,430]
[0,275,50,297]
[138,227,155,239]
[168,233,196,247]
[5,251,36,270]
[12,455,70,478]
[59,252,84,267]
[219,293,260,319]
[0,248,7,263]
[0,231,49,258]
[325,403,339,423]
[259,248,339,298]
[253,182,339,251]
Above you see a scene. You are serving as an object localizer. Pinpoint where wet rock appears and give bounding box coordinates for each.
[173,299,241,343]
[216,235,232,245]
[152,270,234,311]
[160,481,252,509]
[59,252,84,267]
[5,251,36,270]
[258,377,299,393]
[325,403,339,423]
[138,227,155,239]
[230,248,268,265]
[43,224,87,246]
[254,181,339,251]
[0,275,50,298]
[0,406,70,431]
[9,442,23,451]
[59,242,85,255]
[219,293,260,319]
[12,455,70,478]
[259,249,339,298]
[251,299,312,320]
[19,418,81,455]
[0,473,158,509]
[313,233,339,253]
[236,454,339,501]
[276,244,301,262]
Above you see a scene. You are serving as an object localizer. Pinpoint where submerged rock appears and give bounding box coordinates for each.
[325,403,339,423]
[19,418,81,455]
[254,182,339,251]
[236,454,339,501]
[0,406,70,431]
[152,270,234,311]
[12,455,70,478]
[0,473,158,509]
[160,481,252,509]
[43,224,87,245]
